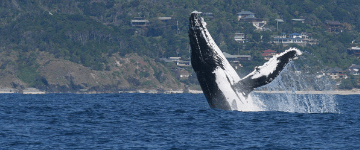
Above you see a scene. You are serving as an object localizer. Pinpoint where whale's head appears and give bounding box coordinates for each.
[188,11,235,110]
[189,11,203,30]
[188,11,224,73]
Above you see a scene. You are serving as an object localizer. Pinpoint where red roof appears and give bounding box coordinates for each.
[263,49,277,53]
[262,53,276,57]
[262,49,278,57]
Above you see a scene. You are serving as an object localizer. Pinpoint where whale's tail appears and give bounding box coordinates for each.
[237,48,302,97]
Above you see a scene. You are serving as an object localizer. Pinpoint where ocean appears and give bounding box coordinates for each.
[0,93,359,149]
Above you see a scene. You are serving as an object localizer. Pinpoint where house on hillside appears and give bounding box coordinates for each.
[160,57,191,67]
[168,57,181,61]
[237,11,269,31]
[237,55,252,61]
[234,33,246,43]
[292,19,305,23]
[347,64,360,75]
[158,17,172,23]
[262,49,278,60]
[326,67,348,79]
[237,11,256,21]
[131,17,149,27]
[272,32,317,47]
[347,46,360,57]
[177,60,191,67]
[325,20,343,33]
[289,33,303,38]
[223,52,252,62]
[252,20,270,31]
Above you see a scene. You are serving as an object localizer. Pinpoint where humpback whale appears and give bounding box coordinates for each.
[188,11,302,111]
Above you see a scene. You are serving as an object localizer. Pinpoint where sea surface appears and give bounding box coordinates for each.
[0,93,359,149]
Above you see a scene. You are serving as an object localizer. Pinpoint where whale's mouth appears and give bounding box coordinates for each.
[189,11,202,28]
[189,12,207,33]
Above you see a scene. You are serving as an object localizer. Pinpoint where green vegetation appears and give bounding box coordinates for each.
[139,71,150,78]
[141,80,156,88]
[112,71,121,78]
[2,0,360,89]
[16,52,44,87]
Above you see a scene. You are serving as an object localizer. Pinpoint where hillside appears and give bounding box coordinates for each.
[1,0,360,92]
[0,50,186,92]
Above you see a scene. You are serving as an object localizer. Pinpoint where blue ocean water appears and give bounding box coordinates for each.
[0,93,359,149]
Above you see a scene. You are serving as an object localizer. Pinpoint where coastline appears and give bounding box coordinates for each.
[253,90,360,95]
[2,87,360,95]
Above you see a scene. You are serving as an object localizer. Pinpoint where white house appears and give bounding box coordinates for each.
[273,32,317,47]
[234,33,246,43]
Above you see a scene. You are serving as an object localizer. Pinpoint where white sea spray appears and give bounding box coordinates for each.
[250,60,339,113]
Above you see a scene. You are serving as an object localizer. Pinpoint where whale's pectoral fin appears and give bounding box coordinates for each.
[235,48,302,97]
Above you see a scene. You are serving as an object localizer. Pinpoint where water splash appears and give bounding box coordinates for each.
[248,52,339,113]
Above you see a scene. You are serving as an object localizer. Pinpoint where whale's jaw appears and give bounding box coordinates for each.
[188,12,302,111]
